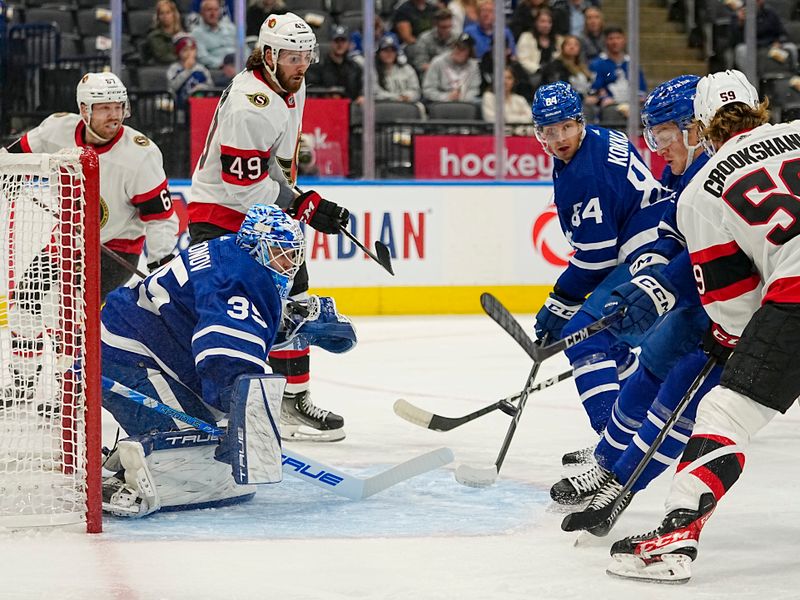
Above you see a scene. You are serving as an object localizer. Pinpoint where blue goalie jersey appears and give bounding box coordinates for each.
[552,125,668,299]
[101,236,283,412]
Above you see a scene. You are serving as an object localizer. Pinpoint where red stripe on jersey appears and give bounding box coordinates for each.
[220,145,271,160]
[269,348,310,360]
[20,134,32,153]
[105,236,145,255]
[764,276,800,303]
[131,179,169,205]
[689,240,741,264]
[187,202,245,232]
[74,121,125,154]
[699,273,760,305]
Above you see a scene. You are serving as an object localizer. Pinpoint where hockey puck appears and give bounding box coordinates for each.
[498,400,518,417]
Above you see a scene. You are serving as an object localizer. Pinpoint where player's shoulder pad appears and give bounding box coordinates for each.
[40,111,80,131]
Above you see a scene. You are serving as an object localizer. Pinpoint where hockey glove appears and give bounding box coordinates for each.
[287,190,349,235]
[702,324,735,365]
[534,291,582,341]
[628,251,669,276]
[603,269,677,338]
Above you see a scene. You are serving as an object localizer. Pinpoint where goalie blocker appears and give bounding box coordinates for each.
[103,375,285,517]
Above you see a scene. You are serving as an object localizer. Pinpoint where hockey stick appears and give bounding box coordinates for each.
[101,245,148,279]
[532,309,625,362]
[101,376,454,500]
[293,185,394,275]
[393,367,573,431]
[453,295,544,487]
[561,356,718,533]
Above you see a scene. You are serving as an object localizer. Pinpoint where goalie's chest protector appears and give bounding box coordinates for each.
[21,113,169,250]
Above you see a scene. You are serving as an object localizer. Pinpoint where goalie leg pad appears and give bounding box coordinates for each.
[103,430,256,517]
[225,374,286,485]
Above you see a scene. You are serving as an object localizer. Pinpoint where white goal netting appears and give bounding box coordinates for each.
[0,149,101,531]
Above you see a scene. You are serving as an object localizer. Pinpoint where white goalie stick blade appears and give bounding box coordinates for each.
[284,447,455,500]
[392,399,434,429]
[606,553,692,585]
[454,463,499,488]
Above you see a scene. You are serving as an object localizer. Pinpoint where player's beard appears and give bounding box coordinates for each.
[276,65,304,94]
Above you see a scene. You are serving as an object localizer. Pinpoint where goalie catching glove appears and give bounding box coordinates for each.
[603,269,677,338]
[274,295,357,353]
[287,190,349,235]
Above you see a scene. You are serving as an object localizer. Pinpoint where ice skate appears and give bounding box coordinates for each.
[550,463,610,504]
[582,474,635,537]
[280,390,345,442]
[561,444,595,466]
[606,493,717,584]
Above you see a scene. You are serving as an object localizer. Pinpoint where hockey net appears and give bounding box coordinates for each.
[0,148,101,532]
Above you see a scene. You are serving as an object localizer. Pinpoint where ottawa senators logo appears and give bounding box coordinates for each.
[80,74,89,84]
[246,93,269,108]
[99,196,109,228]
[133,135,150,146]
[267,17,276,28]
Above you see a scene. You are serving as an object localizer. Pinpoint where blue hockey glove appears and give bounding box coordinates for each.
[603,270,677,337]
[534,291,582,341]
[628,251,669,276]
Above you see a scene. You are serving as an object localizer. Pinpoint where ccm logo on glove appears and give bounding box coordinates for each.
[632,275,676,314]
[288,191,350,235]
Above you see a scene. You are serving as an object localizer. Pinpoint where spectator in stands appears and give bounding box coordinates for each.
[141,0,184,66]
[191,0,236,69]
[219,52,238,85]
[510,0,550,41]
[374,34,422,102]
[731,0,798,72]
[167,34,212,116]
[540,34,591,97]
[517,8,563,77]
[393,0,439,46]
[409,8,458,75]
[186,0,234,28]
[479,41,535,102]
[448,0,479,35]
[551,0,589,36]
[246,0,286,37]
[464,0,517,59]
[481,64,533,125]
[586,26,647,118]
[351,15,399,66]
[306,25,364,103]
[580,6,604,61]
[422,32,481,103]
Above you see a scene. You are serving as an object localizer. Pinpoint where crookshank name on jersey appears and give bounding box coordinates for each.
[704,132,800,197]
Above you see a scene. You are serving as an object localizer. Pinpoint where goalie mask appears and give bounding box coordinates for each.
[76,72,130,141]
[257,12,319,93]
[236,204,305,299]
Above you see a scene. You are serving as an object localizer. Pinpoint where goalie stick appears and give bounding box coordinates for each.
[393,367,573,432]
[101,376,453,501]
[453,294,544,487]
[561,356,718,533]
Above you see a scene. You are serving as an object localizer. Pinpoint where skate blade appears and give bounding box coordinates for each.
[606,553,691,584]
[546,499,590,514]
[280,424,346,443]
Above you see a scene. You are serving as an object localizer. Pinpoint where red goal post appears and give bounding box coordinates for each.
[0,147,102,532]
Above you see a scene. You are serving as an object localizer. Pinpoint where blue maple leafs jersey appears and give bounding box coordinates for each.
[101,236,283,412]
[552,125,668,299]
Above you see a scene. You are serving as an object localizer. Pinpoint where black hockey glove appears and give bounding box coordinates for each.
[287,190,349,235]
[702,326,734,365]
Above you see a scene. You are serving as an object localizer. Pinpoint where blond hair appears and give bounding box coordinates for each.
[155,0,182,36]
[700,99,771,146]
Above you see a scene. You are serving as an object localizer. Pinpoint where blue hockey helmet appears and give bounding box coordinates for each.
[531,81,583,127]
[641,75,700,151]
[237,204,305,299]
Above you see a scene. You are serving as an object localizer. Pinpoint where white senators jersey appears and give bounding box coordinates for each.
[677,121,800,344]
[189,68,305,231]
[18,113,176,258]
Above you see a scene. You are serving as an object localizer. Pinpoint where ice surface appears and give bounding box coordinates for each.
[0,314,798,599]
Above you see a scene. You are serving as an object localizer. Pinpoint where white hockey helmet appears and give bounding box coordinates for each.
[76,72,131,119]
[693,69,759,129]
[257,12,319,67]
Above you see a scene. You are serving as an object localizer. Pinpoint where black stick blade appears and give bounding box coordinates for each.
[561,503,615,532]
[480,293,538,361]
[374,241,395,275]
